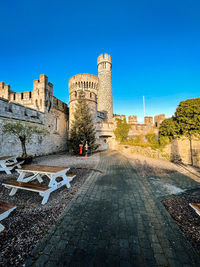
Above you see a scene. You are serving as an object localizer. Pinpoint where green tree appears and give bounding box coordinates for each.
[159,117,179,140]
[69,94,98,154]
[175,98,200,165]
[2,120,48,158]
[146,131,159,148]
[114,118,130,142]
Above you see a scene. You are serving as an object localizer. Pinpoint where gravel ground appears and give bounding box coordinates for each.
[123,152,200,255]
[0,152,100,267]
[163,189,200,255]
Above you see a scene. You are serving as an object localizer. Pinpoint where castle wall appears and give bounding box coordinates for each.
[128,123,157,137]
[0,98,68,157]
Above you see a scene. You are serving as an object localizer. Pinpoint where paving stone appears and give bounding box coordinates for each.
[25,151,200,267]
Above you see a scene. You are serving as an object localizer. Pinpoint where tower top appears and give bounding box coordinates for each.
[97,53,112,65]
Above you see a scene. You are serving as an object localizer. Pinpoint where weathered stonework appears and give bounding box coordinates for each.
[68,74,99,128]
[97,54,113,122]
[0,75,68,157]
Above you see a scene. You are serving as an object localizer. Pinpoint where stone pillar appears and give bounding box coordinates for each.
[97,53,113,122]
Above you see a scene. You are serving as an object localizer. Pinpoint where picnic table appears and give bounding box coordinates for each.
[0,156,24,174]
[2,165,76,205]
[0,201,16,231]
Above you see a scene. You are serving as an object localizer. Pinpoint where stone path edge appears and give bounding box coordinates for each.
[24,156,101,267]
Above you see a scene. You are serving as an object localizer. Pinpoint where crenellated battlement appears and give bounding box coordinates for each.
[33,74,53,88]
[144,116,153,125]
[69,74,99,93]
[97,53,112,64]
[128,115,138,124]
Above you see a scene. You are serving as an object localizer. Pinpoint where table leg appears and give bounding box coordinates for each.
[9,188,18,196]
[0,223,5,232]
[9,172,26,196]
[63,174,71,188]
[41,191,51,205]
[0,163,11,174]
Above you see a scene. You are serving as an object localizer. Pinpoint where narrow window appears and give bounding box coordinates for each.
[29,92,32,98]
[90,92,92,98]
[13,94,16,100]
[40,99,42,107]
[55,118,58,131]
[21,93,24,99]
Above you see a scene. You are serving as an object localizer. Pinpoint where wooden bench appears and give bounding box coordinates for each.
[189,203,200,216]
[0,201,16,232]
[2,180,51,192]
[2,165,76,205]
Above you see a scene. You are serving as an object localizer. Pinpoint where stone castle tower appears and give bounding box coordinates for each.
[97,54,113,121]
[68,74,98,127]
[68,53,113,128]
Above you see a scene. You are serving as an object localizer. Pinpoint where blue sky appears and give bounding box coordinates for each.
[1,0,200,121]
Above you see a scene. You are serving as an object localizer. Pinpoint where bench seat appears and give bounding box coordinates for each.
[0,201,16,231]
[2,180,51,192]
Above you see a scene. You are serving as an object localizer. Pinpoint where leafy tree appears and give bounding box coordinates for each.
[69,93,98,154]
[2,120,48,158]
[175,98,200,165]
[159,117,179,140]
[114,118,130,142]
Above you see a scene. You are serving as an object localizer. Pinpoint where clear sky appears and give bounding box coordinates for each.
[1,0,200,122]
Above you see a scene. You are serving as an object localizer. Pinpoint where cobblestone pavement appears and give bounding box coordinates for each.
[25,151,200,267]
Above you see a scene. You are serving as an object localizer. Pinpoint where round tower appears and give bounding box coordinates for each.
[97,53,113,122]
[68,74,98,129]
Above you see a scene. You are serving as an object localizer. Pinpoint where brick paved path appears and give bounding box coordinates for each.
[26,151,200,266]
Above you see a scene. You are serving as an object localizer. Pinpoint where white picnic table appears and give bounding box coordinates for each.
[2,165,76,205]
[0,156,23,174]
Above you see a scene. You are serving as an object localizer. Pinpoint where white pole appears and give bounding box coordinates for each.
[143,96,145,117]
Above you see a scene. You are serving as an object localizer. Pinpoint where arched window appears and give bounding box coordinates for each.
[90,92,92,98]
[75,91,77,97]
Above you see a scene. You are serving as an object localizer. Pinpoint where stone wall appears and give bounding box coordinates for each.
[116,145,170,159]
[115,138,200,168]
[164,138,200,167]
[0,98,68,157]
